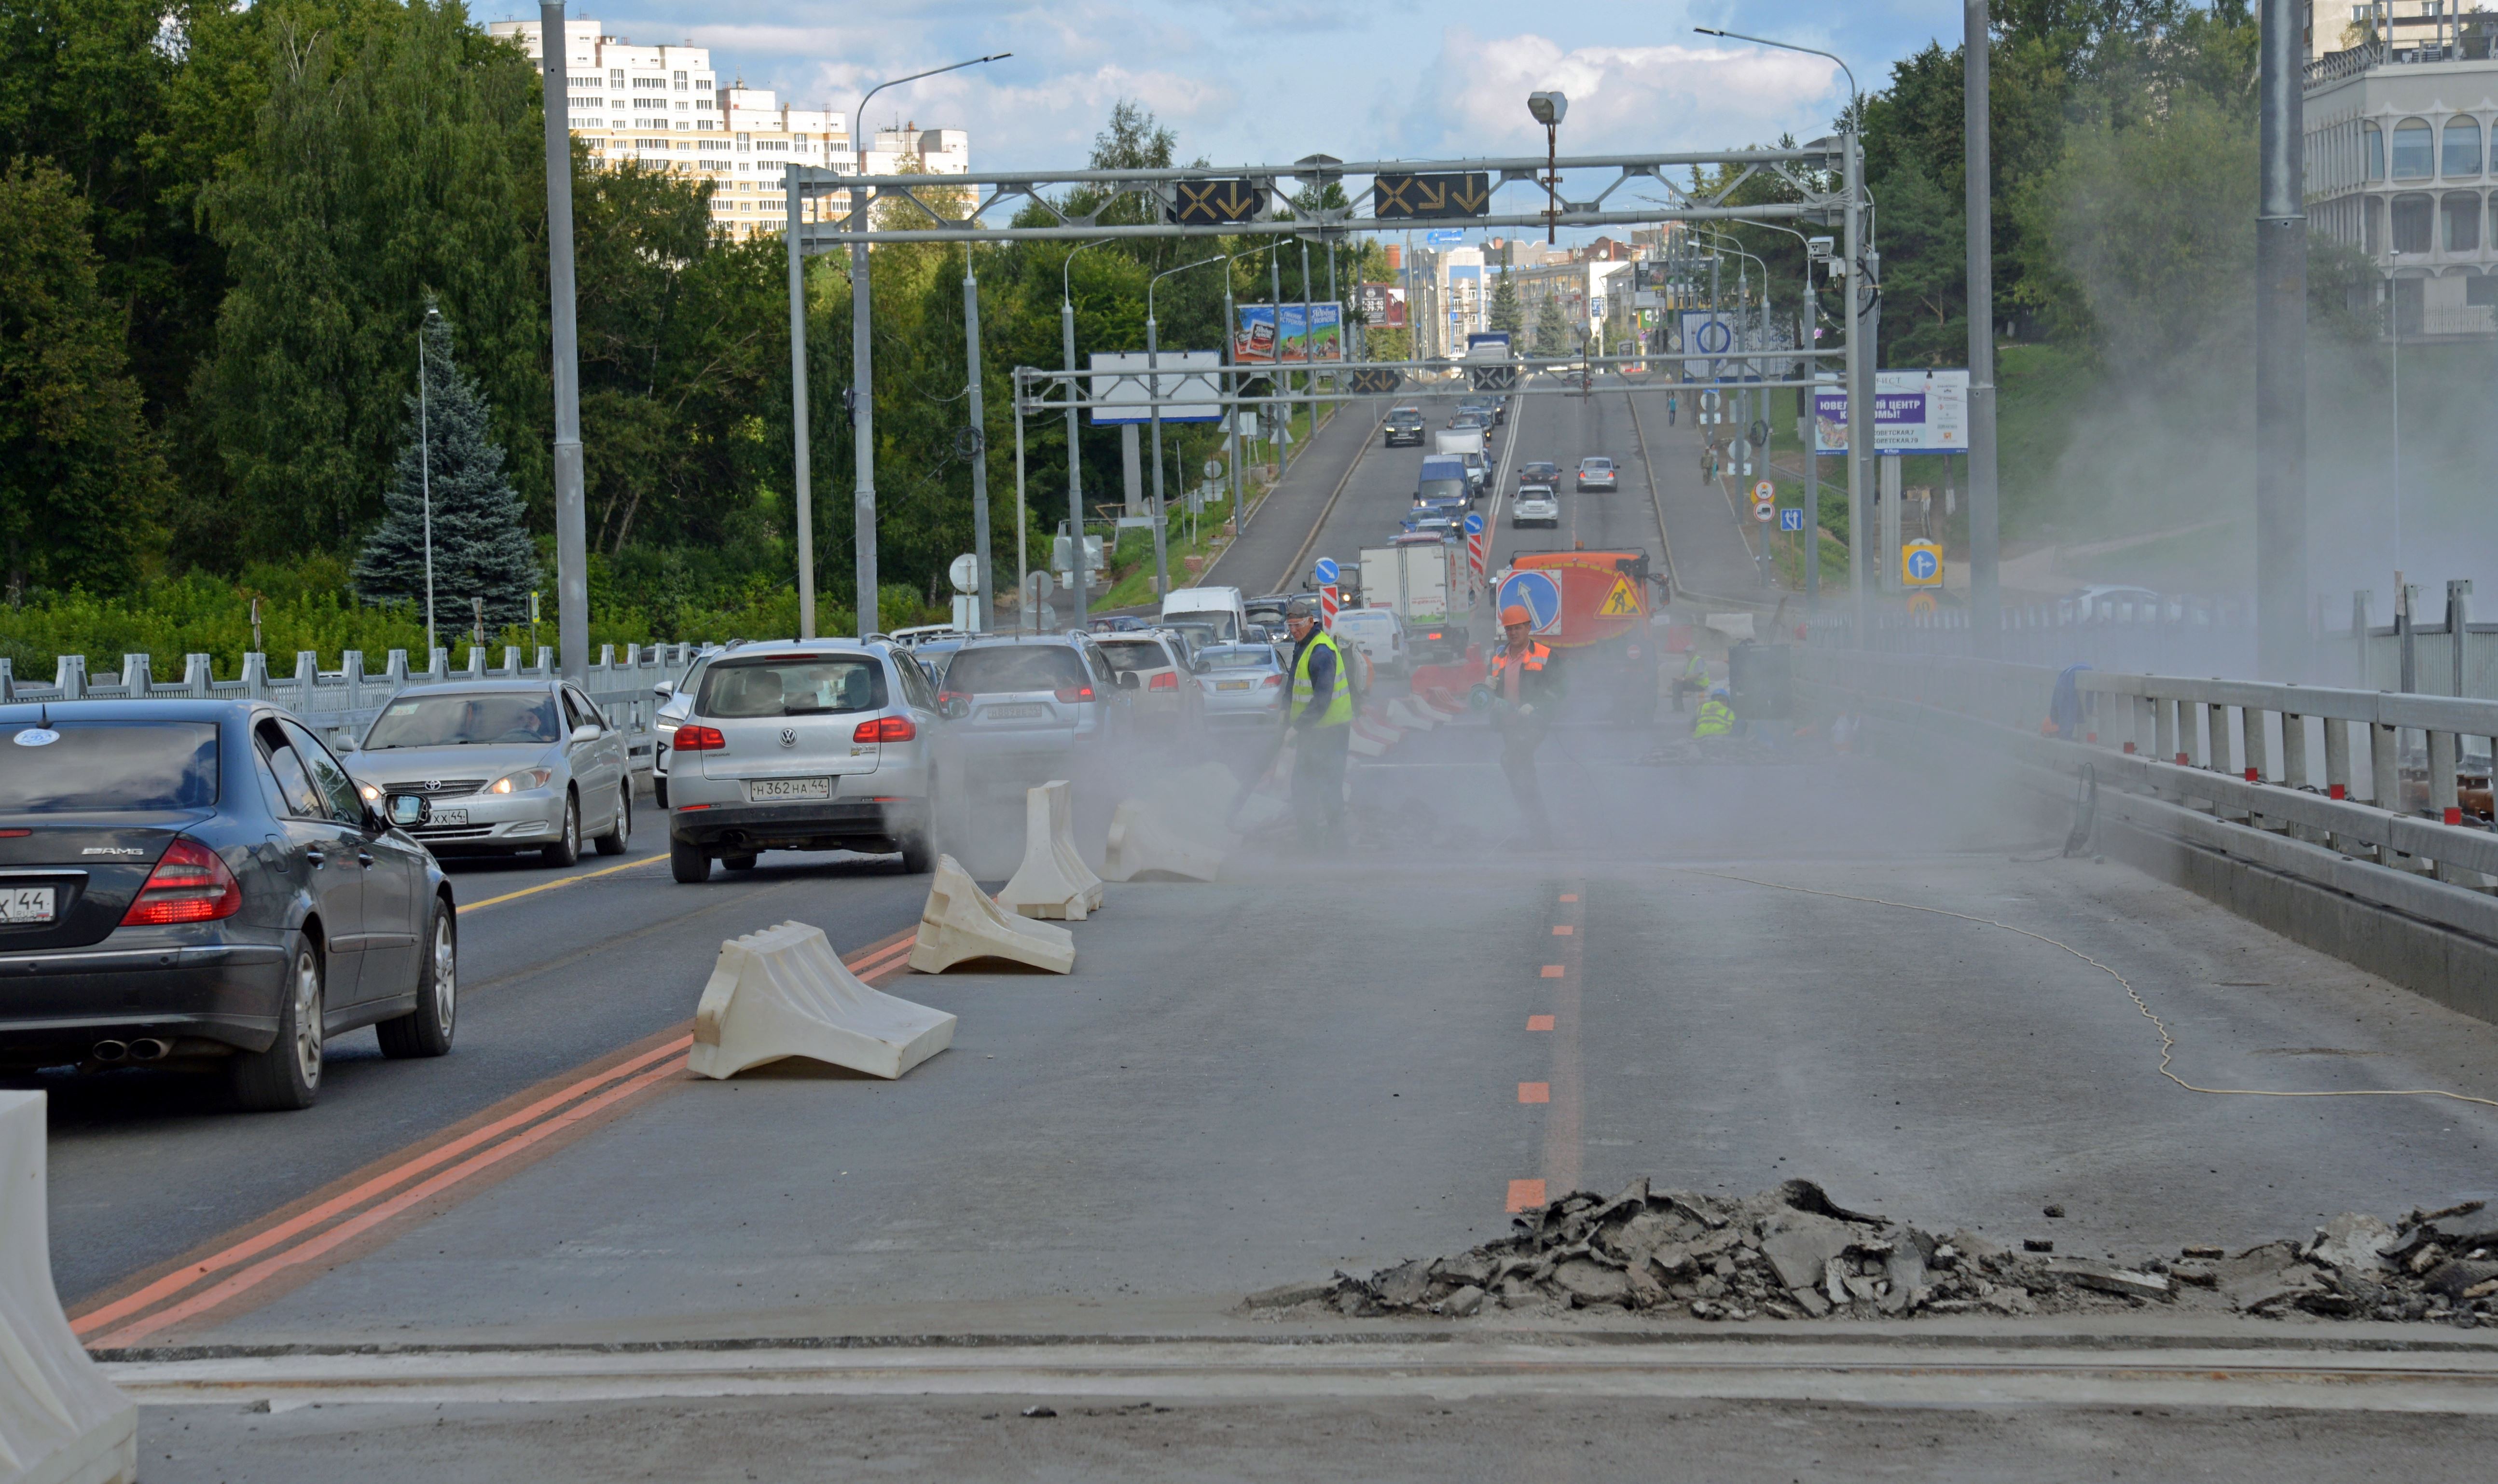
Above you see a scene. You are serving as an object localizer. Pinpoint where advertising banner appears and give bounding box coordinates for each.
[1233,303,1344,364]
[1356,284,1407,328]
[1813,369,1972,454]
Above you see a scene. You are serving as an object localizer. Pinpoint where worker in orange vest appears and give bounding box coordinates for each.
[1488,604,1565,848]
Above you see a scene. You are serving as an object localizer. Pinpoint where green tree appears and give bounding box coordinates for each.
[353,307,538,624]
[1532,293,1570,356]
[1488,270,1522,335]
[0,161,170,600]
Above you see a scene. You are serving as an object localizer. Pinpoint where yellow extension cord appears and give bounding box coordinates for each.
[1680,868,2498,1112]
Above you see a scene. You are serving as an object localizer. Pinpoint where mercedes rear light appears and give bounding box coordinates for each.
[673,724,726,752]
[852,716,916,743]
[121,837,243,926]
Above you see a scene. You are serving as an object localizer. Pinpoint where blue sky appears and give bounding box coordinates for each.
[503,3,1968,168]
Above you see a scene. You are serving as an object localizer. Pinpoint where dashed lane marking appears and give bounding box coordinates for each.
[1518,1082,1551,1104]
[1526,1015,1555,1031]
[1558,893,1578,902]
[1504,1179,1548,1213]
[1550,925,1573,936]
[1540,965,1564,978]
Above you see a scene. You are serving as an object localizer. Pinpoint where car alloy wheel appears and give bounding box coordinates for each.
[289,947,323,1089]
[429,912,457,1034]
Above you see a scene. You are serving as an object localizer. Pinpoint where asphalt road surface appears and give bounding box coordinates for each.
[31,391,2498,1480]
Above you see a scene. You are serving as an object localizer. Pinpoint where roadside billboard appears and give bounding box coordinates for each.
[1233,303,1345,364]
[1357,284,1407,328]
[1813,369,1971,454]
[1086,351,1225,425]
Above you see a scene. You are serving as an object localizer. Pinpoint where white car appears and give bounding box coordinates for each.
[1511,484,1560,527]
[1330,607,1408,676]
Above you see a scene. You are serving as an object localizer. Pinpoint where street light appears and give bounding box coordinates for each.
[818,51,1010,641]
[1527,90,1568,244]
[1145,254,1228,603]
[1692,27,1858,110]
[417,304,442,661]
[1060,238,1118,627]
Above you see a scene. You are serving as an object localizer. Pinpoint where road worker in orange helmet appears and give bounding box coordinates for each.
[1487,602,1565,848]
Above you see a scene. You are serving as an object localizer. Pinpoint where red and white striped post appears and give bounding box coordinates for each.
[1319,584,1339,629]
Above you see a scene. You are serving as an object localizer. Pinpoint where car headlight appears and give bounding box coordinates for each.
[488,767,555,795]
[359,782,382,803]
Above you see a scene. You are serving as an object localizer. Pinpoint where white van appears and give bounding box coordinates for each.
[1160,585,1247,644]
[1331,606,1408,675]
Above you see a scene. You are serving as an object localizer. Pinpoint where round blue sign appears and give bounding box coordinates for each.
[1907,549,1940,581]
[1497,570,1563,634]
[1463,513,1485,535]
[1313,557,1339,585]
[1693,319,1734,354]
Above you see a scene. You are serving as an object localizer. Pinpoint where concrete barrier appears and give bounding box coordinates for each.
[688,921,955,1080]
[998,780,1105,921]
[0,1092,136,1484]
[1353,715,1402,746]
[910,855,1077,975]
[1386,695,1441,730]
[1348,728,1389,758]
[1103,798,1231,882]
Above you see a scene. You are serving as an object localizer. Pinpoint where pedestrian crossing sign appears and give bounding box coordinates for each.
[1598,575,1642,618]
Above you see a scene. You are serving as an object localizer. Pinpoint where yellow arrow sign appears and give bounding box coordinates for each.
[1374,172,1492,220]
[1173,179,1260,225]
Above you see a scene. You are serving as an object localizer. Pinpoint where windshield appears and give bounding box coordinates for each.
[1583,459,1614,471]
[1200,647,1277,670]
[1418,478,1467,502]
[0,721,219,813]
[1096,640,1175,673]
[365,693,561,749]
[696,657,886,717]
[943,646,1090,695]
[1164,610,1239,643]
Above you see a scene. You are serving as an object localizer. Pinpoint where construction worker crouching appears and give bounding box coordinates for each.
[1692,685,1738,745]
[1283,597,1353,851]
[1489,604,1564,848]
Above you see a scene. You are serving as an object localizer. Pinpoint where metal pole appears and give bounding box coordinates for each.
[964,249,992,631]
[786,172,816,638]
[1224,273,1243,532]
[1014,373,1030,632]
[1965,0,2001,657]
[1062,295,1086,631]
[1269,247,1284,478]
[1298,239,1312,455]
[1146,309,1170,603]
[538,2,588,679]
[1843,128,1868,638]
[419,323,436,658]
[851,235,877,636]
[2256,0,2309,678]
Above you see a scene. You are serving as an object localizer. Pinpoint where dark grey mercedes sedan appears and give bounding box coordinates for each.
[0,700,456,1109]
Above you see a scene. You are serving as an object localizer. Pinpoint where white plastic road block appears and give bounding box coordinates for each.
[1348,728,1389,757]
[688,921,955,1080]
[1387,696,1440,730]
[910,855,1077,974]
[0,1092,136,1484]
[1353,715,1401,746]
[1102,797,1232,882]
[997,780,1105,921]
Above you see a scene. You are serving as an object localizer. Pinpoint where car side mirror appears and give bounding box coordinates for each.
[387,794,430,829]
[652,681,674,701]
[570,723,600,743]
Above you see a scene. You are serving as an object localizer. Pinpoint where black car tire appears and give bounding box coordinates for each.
[231,937,324,1111]
[377,904,456,1059]
[898,828,935,874]
[669,837,711,883]
[542,792,581,867]
[721,852,758,872]
[594,785,630,855]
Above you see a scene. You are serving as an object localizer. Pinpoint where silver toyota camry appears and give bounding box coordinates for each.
[345,679,632,866]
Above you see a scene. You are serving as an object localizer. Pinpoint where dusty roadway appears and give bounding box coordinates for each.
[36,385,2498,1480]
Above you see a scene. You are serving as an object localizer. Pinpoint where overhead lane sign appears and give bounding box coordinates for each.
[1170,178,1262,226]
[1375,171,1492,220]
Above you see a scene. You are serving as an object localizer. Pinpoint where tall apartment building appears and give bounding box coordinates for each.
[488,19,970,242]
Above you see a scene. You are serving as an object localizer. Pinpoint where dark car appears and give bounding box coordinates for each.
[0,701,456,1109]
[1383,407,1427,447]
[1520,460,1560,486]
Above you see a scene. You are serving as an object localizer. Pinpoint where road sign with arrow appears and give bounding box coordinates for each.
[1374,171,1492,220]
[1170,179,1262,226]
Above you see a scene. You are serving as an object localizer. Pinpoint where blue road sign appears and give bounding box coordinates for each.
[1693,319,1734,354]
[1463,512,1485,535]
[1779,508,1805,532]
[1497,570,1564,634]
[1907,548,1940,581]
[1425,229,1468,246]
[1313,557,1339,585]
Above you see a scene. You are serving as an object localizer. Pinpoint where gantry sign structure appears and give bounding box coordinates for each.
[779,142,1877,634]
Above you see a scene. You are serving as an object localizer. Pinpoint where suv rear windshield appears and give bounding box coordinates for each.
[1095,640,1174,674]
[943,646,1090,695]
[1200,646,1277,670]
[2,721,219,812]
[365,692,561,748]
[697,656,887,717]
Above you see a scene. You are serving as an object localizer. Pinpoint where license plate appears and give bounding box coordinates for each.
[1217,681,1252,691]
[0,886,55,924]
[428,808,468,827]
[983,703,1046,720]
[750,777,831,801]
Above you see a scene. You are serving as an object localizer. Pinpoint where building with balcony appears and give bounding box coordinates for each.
[2306,24,2498,336]
[488,20,968,242]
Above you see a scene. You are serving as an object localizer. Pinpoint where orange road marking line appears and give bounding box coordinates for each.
[1505,1179,1547,1212]
[1558,893,1578,903]
[1540,965,1564,978]
[1518,1082,1550,1104]
[1526,1015,1555,1031]
[1551,925,1573,935]
[74,927,916,1343]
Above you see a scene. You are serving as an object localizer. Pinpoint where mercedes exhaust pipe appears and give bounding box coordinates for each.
[91,1039,129,1063]
[126,1038,171,1062]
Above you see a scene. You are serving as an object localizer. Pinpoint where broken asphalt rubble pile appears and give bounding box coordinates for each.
[1241,1179,2498,1328]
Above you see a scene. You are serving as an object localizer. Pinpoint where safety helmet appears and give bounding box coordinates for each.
[1710,687,1729,699]
[1499,604,1532,627]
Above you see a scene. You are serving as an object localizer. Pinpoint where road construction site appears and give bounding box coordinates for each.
[18,375,2498,1483]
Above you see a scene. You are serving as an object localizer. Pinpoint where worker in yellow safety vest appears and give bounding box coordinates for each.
[1283,596,1353,850]
[1489,604,1565,848]
[1671,646,1710,713]
[1693,686,1737,739]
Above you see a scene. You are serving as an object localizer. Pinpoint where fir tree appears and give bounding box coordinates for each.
[353,307,540,626]
[1532,293,1572,357]
[1488,270,1522,337]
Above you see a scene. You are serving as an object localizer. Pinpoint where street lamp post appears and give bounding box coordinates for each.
[1528,92,1568,244]
[808,52,1009,640]
[1062,238,1116,629]
[1146,255,1228,604]
[963,243,994,632]
[418,305,442,660]
[1221,240,1284,537]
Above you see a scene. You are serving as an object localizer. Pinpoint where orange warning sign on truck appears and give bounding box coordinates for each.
[1500,549,1656,648]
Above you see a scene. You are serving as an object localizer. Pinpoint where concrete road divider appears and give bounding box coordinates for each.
[1103,798,1232,882]
[688,922,955,1080]
[0,1092,137,1484]
[910,855,1077,975]
[1348,728,1389,758]
[1387,696,1441,730]
[1353,715,1402,747]
[998,780,1105,921]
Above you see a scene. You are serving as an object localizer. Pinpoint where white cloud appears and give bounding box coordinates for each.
[1409,31,1843,157]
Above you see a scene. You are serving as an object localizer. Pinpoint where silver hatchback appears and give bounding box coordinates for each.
[932,634,1135,797]
[664,640,941,881]
[345,679,632,866]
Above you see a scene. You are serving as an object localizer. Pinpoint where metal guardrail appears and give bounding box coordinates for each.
[0,644,704,769]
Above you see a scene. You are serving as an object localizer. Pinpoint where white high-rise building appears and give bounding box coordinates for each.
[490,19,972,241]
